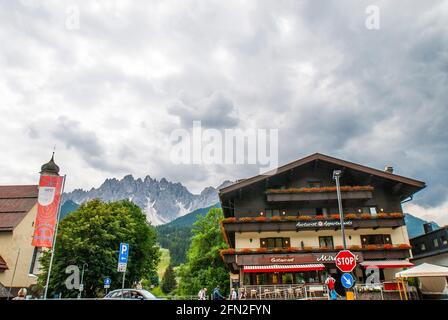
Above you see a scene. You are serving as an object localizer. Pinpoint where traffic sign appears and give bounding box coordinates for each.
[117,263,127,272]
[335,250,357,273]
[118,243,129,264]
[117,243,129,272]
[104,277,111,288]
[341,273,355,289]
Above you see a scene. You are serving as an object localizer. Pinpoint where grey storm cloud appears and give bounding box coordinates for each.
[0,1,447,222]
[51,116,129,174]
[168,92,240,129]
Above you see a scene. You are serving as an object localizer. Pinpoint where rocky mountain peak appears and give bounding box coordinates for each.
[62,175,224,226]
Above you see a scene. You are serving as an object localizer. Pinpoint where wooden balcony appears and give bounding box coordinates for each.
[221,246,411,273]
[266,186,373,202]
[221,213,405,234]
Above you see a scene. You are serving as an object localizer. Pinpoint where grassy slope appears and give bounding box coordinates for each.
[157,248,171,280]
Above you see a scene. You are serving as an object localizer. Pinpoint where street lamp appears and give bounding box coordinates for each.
[78,263,88,299]
[333,170,347,249]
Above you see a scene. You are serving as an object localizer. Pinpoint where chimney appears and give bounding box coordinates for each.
[384,166,393,174]
[423,223,433,234]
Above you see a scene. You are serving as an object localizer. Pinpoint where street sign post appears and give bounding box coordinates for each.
[117,243,129,299]
[104,277,111,287]
[104,277,111,295]
[335,250,357,273]
[117,243,129,272]
[336,250,357,300]
[341,273,355,289]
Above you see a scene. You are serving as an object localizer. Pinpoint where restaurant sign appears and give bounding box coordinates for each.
[270,257,295,263]
[296,220,353,229]
[237,252,363,266]
[316,252,362,263]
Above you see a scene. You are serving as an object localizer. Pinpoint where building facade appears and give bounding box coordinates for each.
[410,225,448,267]
[0,185,40,297]
[0,154,60,298]
[219,153,426,295]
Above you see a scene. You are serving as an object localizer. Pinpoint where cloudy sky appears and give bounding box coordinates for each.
[0,1,447,224]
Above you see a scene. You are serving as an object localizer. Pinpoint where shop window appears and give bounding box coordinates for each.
[358,206,378,215]
[244,273,251,285]
[260,237,291,249]
[360,234,392,246]
[272,273,279,284]
[319,236,334,249]
[265,209,284,218]
[282,273,293,284]
[294,273,306,284]
[275,238,283,248]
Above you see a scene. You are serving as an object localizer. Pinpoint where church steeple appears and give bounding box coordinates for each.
[40,152,60,176]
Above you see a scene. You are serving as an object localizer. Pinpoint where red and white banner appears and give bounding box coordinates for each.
[31,175,65,248]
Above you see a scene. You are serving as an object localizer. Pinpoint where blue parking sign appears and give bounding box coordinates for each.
[104,277,111,286]
[341,273,355,289]
[119,243,129,264]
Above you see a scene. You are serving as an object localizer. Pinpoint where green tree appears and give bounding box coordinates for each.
[161,264,177,294]
[38,199,160,298]
[177,208,229,296]
[156,225,192,265]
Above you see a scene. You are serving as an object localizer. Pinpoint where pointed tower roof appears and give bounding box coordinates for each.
[40,152,60,176]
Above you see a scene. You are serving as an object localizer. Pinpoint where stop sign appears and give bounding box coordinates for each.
[335,250,357,272]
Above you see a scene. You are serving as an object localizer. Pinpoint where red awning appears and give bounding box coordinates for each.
[360,260,414,269]
[243,264,325,273]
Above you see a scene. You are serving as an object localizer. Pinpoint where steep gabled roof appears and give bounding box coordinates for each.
[0,185,38,232]
[219,153,426,195]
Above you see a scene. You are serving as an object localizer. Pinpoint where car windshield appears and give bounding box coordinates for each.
[106,290,127,298]
[139,290,156,299]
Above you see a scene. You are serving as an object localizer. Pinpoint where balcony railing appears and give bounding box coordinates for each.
[220,246,411,273]
[220,244,412,257]
[239,284,328,300]
[221,213,405,232]
[266,186,373,202]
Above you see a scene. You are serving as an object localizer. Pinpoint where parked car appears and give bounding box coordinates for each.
[104,289,159,300]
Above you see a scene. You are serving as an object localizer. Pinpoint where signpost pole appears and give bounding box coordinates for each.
[117,243,129,299]
[44,175,66,300]
[104,277,111,296]
[334,170,355,300]
[333,170,346,249]
[121,271,126,299]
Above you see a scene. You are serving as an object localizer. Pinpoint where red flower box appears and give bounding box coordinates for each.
[220,249,235,255]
